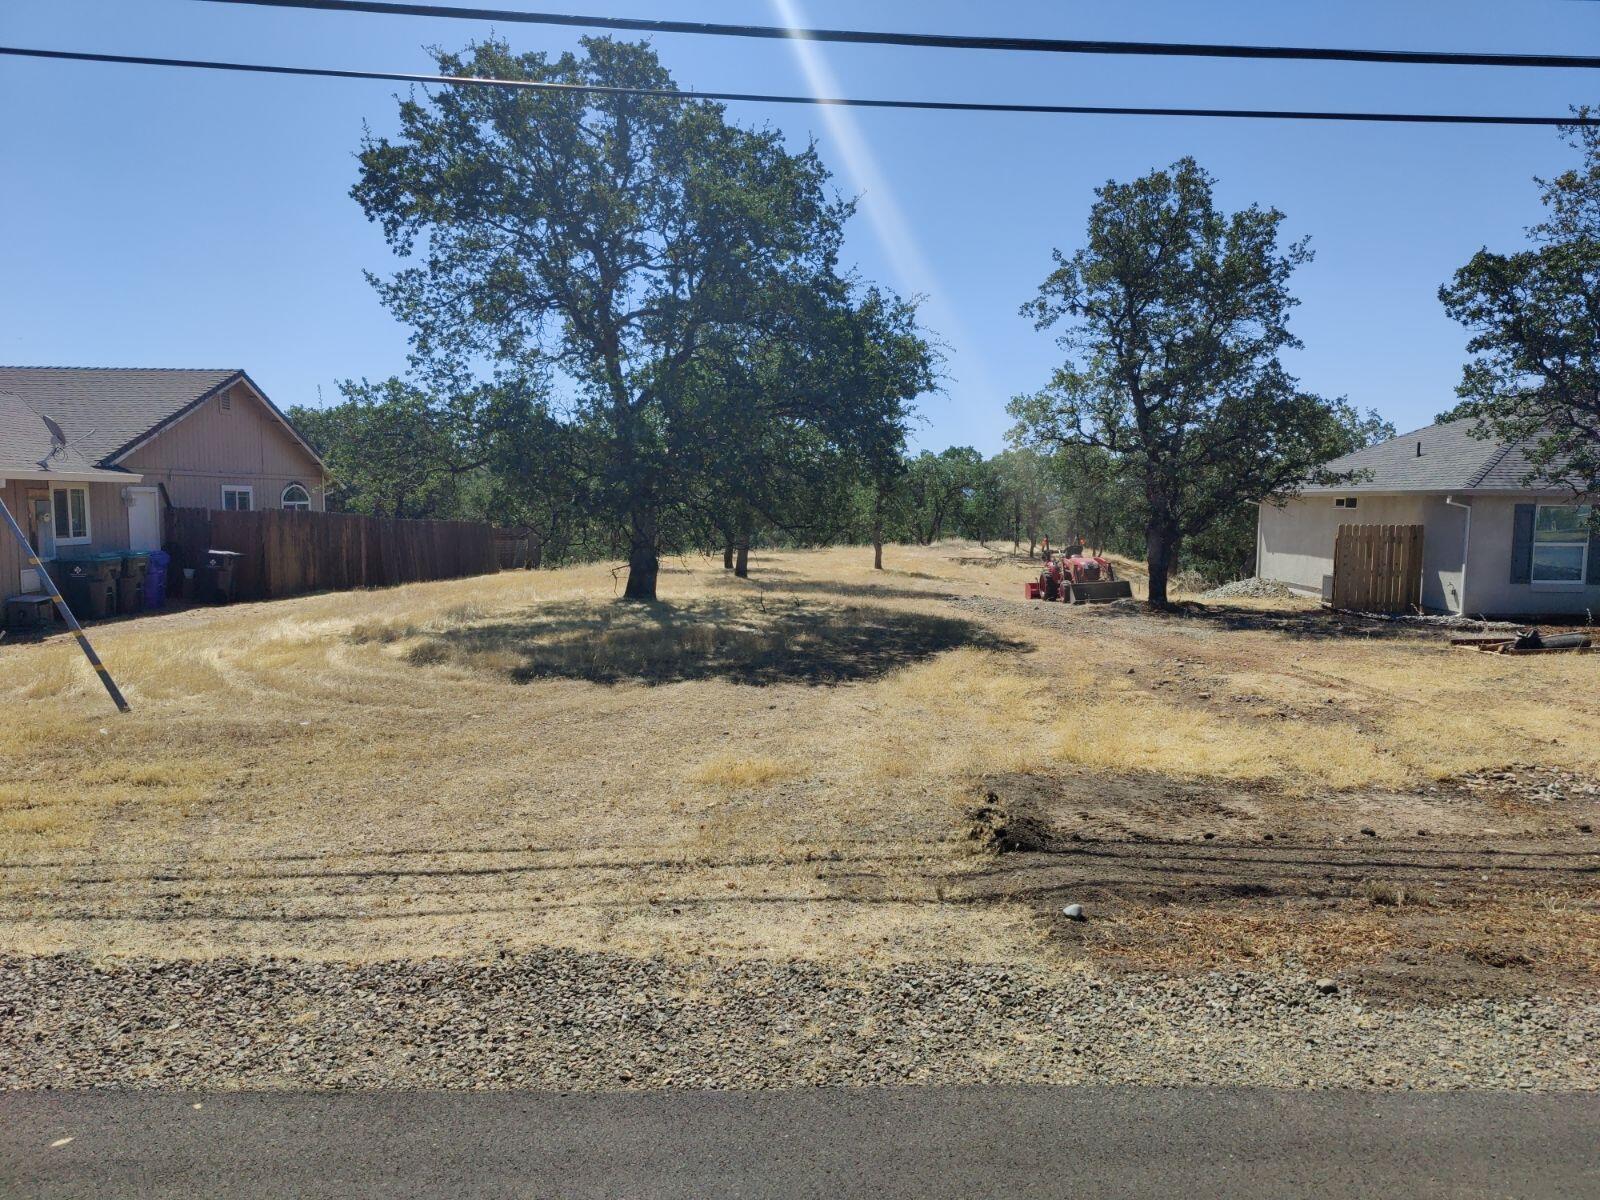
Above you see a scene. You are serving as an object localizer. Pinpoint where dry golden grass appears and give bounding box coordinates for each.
[687,755,798,788]
[0,538,1595,982]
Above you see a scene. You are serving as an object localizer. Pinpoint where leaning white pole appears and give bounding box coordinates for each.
[0,494,130,714]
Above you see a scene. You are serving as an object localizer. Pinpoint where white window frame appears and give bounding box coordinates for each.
[280,482,311,511]
[221,485,254,512]
[1530,503,1591,588]
[50,484,92,546]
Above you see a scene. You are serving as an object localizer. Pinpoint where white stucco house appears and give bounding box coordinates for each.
[1256,418,1598,618]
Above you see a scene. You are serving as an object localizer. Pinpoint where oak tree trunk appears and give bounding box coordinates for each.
[1145,523,1178,610]
[871,488,885,570]
[624,507,659,601]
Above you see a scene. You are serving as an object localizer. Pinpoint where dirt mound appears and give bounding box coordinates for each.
[965,792,1056,853]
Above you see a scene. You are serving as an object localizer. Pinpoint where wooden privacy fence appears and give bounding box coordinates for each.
[165,508,499,602]
[1331,523,1424,614]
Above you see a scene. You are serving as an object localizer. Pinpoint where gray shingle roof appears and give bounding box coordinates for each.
[0,367,242,468]
[0,392,114,476]
[1308,418,1555,494]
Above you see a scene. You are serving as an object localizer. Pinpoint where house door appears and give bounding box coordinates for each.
[128,487,162,552]
[22,496,53,593]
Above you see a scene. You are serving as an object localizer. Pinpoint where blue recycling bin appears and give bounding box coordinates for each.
[142,550,171,608]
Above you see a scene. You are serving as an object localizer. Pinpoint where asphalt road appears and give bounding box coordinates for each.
[4,1086,1598,1199]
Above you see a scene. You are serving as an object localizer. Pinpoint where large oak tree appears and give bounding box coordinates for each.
[1014,158,1366,607]
[353,38,871,600]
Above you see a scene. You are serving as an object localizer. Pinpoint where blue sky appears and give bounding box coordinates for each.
[4,0,1599,453]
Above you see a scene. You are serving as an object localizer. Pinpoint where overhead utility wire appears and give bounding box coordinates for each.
[192,0,1600,71]
[6,47,1597,126]
[5,46,1598,126]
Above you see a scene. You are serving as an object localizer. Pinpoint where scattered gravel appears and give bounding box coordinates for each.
[1200,577,1296,600]
[1449,766,1600,804]
[1348,610,1527,631]
[4,951,1595,1092]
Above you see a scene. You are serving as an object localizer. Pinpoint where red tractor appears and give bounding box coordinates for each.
[1026,547,1133,604]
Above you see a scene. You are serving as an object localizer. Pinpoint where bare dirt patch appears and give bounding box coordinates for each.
[965,770,1600,1002]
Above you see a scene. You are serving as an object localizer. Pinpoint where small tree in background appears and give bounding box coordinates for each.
[1441,116,1600,497]
[290,376,550,521]
[991,449,1057,555]
[687,285,932,577]
[901,447,983,545]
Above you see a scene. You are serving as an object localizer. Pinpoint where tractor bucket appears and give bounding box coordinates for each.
[1064,579,1134,604]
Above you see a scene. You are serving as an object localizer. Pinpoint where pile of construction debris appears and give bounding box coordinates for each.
[1199,577,1295,600]
[1452,628,1593,655]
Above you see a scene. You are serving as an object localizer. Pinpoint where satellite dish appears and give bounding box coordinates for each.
[41,414,67,457]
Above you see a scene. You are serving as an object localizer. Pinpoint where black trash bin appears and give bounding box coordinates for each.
[118,552,150,616]
[57,554,122,620]
[116,578,144,615]
[201,549,243,603]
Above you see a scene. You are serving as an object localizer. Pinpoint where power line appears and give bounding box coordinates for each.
[193,0,1600,71]
[7,46,1597,127]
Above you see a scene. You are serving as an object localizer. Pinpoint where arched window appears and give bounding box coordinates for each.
[281,483,311,512]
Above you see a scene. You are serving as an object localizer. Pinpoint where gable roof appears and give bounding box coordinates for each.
[0,367,325,473]
[1308,418,1554,494]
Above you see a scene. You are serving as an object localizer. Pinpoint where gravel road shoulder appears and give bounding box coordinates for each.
[3,950,1595,1092]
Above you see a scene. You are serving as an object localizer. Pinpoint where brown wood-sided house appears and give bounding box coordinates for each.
[0,368,327,597]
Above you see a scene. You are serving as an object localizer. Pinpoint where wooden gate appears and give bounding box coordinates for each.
[1331,523,1424,613]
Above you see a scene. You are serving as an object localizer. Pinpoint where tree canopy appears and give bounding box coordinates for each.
[351,37,930,599]
[1012,157,1379,606]
[1440,116,1600,498]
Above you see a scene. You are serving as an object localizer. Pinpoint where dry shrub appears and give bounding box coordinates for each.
[348,620,406,645]
[1360,880,1410,908]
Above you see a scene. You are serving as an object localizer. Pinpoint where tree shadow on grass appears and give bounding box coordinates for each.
[398,598,1029,686]
[1142,602,1441,642]
[728,578,960,604]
